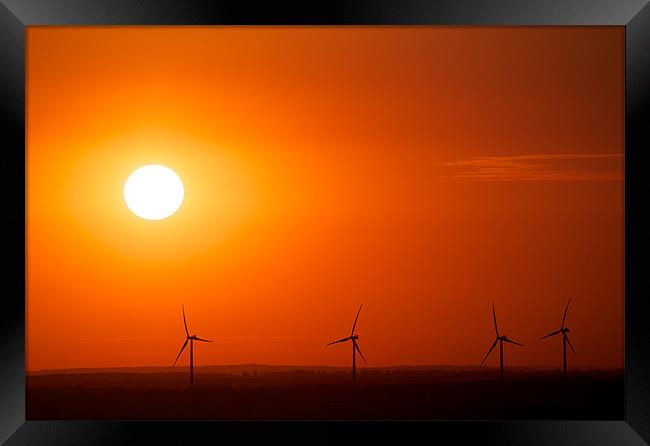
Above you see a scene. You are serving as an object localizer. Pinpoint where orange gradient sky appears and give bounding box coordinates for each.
[26,26,624,371]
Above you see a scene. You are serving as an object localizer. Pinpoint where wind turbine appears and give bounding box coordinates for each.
[172,305,211,387]
[480,302,524,383]
[540,298,577,379]
[327,304,367,385]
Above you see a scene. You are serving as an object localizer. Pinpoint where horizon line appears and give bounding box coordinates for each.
[27,363,624,374]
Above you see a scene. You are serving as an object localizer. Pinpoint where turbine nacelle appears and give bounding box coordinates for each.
[499,334,524,346]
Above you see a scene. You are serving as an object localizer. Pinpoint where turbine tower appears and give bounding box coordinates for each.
[172,305,211,387]
[327,304,367,385]
[480,302,524,383]
[540,298,577,379]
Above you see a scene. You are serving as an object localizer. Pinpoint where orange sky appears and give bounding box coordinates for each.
[26,26,624,371]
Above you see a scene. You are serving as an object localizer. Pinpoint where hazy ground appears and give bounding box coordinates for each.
[27,366,623,420]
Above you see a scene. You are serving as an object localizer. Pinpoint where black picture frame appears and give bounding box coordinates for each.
[1,0,648,444]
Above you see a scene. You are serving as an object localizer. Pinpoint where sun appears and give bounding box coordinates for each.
[123,164,184,220]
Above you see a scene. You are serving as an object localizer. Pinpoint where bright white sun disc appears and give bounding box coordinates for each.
[124,165,184,220]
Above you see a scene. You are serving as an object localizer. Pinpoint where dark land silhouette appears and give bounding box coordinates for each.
[27,365,622,420]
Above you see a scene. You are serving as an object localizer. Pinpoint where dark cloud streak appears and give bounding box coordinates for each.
[444,153,623,182]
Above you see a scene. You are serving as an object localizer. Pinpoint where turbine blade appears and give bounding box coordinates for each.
[540,330,562,340]
[492,302,499,337]
[561,298,571,329]
[182,305,189,337]
[351,304,363,336]
[480,339,498,367]
[353,339,368,364]
[565,334,578,355]
[327,336,351,346]
[172,338,189,367]
[194,337,211,343]
[504,338,524,347]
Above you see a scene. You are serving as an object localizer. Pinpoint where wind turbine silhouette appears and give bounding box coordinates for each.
[172,305,211,387]
[540,298,577,379]
[480,302,524,383]
[327,304,367,385]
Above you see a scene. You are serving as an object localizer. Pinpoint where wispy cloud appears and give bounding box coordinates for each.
[444,153,623,182]
[80,337,176,344]
[378,282,435,288]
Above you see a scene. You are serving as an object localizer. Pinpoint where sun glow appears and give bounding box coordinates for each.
[123,164,184,220]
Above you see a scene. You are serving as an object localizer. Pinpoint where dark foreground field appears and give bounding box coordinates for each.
[27,366,623,420]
